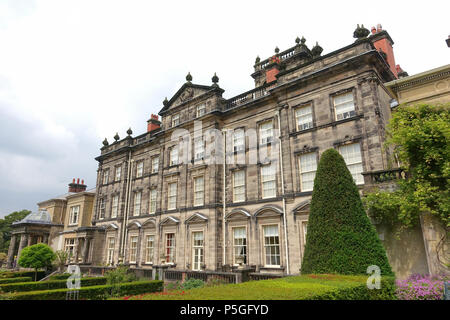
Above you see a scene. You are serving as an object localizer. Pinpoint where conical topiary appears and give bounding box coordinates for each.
[301,148,393,275]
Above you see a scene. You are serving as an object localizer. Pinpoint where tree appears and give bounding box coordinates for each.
[364,103,449,228]
[53,250,69,272]
[18,243,56,281]
[0,210,31,253]
[301,148,393,275]
[0,252,6,267]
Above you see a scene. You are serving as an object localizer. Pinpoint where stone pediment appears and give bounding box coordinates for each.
[254,205,283,218]
[292,200,311,215]
[225,208,251,221]
[159,82,222,115]
[185,212,208,224]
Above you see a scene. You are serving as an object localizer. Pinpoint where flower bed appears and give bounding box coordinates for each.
[396,274,448,300]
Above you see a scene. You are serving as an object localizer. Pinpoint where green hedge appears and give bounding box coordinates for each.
[0,277,33,284]
[0,270,46,280]
[0,277,107,293]
[311,277,396,300]
[6,280,163,300]
[48,273,71,280]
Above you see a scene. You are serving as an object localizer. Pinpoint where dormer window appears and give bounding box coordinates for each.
[172,114,180,127]
[196,104,206,117]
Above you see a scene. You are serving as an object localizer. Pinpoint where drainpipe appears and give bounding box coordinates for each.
[276,109,290,275]
[221,129,227,268]
[120,150,133,260]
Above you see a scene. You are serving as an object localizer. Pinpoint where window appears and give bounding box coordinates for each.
[172,114,180,127]
[102,169,109,184]
[111,195,119,218]
[149,189,157,214]
[69,205,80,225]
[233,227,247,265]
[233,129,245,152]
[339,143,364,185]
[334,92,356,120]
[302,221,308,245]
[99,198,105,219]
[194,176,204,206]
[259,121,273,145]
[107,237,115,265]
[196,104,206,117]
[64,238,76,262]
[263,225,280,267]
[261,164,276,199]
[165,233,175,263]
[192,231,204,270]
[145,235,154,264]
[168,183,177,210]
[115,166,122,181]
[170,146,179,166]
[151,157,159,173]
[194,139,205,160]
[133,191,142,216]
[295,104,313,131]
[233,170,245,203]
[129,236,138,263]
[136,161,144,178]
[299,153,317,192]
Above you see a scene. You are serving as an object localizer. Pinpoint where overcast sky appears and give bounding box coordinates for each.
[0,0,448,217]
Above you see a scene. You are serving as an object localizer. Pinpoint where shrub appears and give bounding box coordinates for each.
[104,266,138,297]
[53,250,69,272]
[181,278,205,290]
[6,280,163,300]
[18,244,56,281]
[396,274,449,300]
[0,277,32,284]
[301,149,393,275]
[0,270,46,280]
[0,277,107,293]
[49,273,71,281]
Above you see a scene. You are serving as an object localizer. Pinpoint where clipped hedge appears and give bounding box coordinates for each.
[48,273,71,280]
[0,277,33,284]
[6,280,163,300]
[0,277,107,293]
[0,270,46,280]
[311,277,396,300]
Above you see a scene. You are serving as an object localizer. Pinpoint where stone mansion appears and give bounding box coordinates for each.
[9,25,425,277]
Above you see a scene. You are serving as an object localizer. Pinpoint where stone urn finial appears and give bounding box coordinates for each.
[186,72,192,83]
[274,46,280,54]
[114,132,120,142]
[102,138,109,146]
[311,41,323,57]
[353,24,370,40]
[212,72,219,86]
[255,56,260,64]
[126,127,132,136]
[163,97,169,107]
[295,36,301,45]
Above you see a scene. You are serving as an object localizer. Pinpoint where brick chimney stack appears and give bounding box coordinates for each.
[68,178,87,193]
[147,114,161,133]
[370,24,398,78]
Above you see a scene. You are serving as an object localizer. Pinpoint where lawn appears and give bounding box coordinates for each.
[122,274,395,300]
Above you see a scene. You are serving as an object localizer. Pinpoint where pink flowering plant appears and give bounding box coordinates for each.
[396,274,449,300]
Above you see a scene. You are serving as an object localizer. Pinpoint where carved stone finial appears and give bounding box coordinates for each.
[311,41,323,57]
[186,72,192,82]
[127,127,132,136]
[295,36,300,44]
[353,24,370,40]
[163,97,169,107]
[212,72,219,86]
[255,56,260,64]
[301,36,306,44]
[114,132,120,142]
[274,47,280,54]
[102,138,109,146]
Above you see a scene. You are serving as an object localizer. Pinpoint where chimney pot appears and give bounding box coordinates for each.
[77,178,80,184]
[371,26,376,34]
[81,179,84,185]
[73,178,75,183]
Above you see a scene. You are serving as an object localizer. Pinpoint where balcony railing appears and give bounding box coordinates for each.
[362,168,407,185]
[226,84,274,110]
[254,47,297,71]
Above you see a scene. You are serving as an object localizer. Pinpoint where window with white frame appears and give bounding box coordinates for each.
[263,225,280,267]
[165,233,175,263]
[103,169,109,184]
[111,195,119,218]
[69,205,80,225]
[64,238,76,263]
[339,143,364,185]
[259,121,273,145]
[233,129,245,152]
[168,183,177,210]
[302,221,308,245]
[194,176,204,206]
[196,104,206,117]
[99,198,106,219]
[133,191,142,216]
[115,166,122,181]
[261,164,276,199]
[233,227,247,265]
[136,161,144,178]
[333,92,356,121]
[172,114,180,127]
[299,153,317,192]
[151,157,159,173]
[194,139,205,160]
[192,231,204,270]
[129,236,138,263]
[295,104,313,131]
[107,237,115,265]
[170,146,179,166]
[233,170,245,203]
[145,235,154,264]
[149,189,157,214]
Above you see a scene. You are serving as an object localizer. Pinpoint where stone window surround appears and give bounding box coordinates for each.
[329,87,358,122]
[188,227,206,271]
[259,222,282,268]
[293,147,319,193]
[292,100,316,132]
[333,136,366,185]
